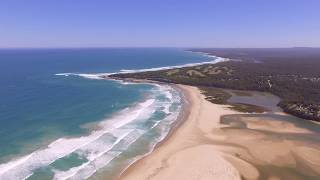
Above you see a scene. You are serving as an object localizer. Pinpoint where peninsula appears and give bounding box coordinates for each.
[109,48,320,122]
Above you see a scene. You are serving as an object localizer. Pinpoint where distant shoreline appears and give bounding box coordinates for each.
[109,48,320,122]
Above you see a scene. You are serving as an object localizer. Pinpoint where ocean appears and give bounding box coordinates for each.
[0,48,216,179]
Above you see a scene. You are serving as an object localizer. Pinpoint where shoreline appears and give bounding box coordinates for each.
[116,84,320,180]
[108,48,320,122]
[114,83,191,179]
[118,85,242,180]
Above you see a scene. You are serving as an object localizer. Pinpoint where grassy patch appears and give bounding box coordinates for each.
[200,87,267,113]
[229,103,268,113]
[199,87,231,104]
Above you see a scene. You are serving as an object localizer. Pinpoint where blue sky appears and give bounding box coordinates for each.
[0,0,319,48]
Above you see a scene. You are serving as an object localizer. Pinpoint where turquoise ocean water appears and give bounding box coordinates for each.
[0,48,215,179]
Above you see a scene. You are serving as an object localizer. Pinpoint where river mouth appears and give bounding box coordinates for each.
[218,90,320,180]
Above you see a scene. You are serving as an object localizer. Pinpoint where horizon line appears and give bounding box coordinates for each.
[0,46,319,50]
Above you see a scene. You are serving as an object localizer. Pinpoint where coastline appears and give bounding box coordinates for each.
[104,49,320,179]
[113,83,191,179]
[117,84,320,180]
[109,49,320,122]
[118,85,242,180]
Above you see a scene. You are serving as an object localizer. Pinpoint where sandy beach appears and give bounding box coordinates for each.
[119,85,320,180]
[119,85,242,180]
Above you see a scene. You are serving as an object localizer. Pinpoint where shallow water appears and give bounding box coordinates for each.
[0,48,213,179]
[221,91,320,180]
[226,90,282,112]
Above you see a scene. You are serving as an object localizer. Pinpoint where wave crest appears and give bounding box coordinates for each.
[0,85,182,180]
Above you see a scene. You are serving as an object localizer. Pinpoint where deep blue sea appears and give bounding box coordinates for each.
[0,48,213,179]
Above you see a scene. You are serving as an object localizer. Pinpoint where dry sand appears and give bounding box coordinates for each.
[118,85,320,180]
[119,85,242,180]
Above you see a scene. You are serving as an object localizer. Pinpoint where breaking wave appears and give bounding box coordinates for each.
[0,84,182,180]
[55,55,227,80]
[118,56,227,74]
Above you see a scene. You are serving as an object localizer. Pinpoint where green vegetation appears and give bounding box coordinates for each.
[229,103,267,113]
[199,87,231,104]
[199,87,267,113]
[109,48,320,121]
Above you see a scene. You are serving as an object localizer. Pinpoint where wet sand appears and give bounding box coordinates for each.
[118,85,320,180]
[220,113,320,179]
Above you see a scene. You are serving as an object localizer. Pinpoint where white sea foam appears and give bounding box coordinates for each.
[118,103,182,177]
[56,129,147,180]
[2,50,197,179]
[53,129,145,180]
[53,151,121,180]
[0,84,182,180]
[0,97,156,180]
[55,73,108,80]
[55,53,228,81]
[52,86,180,180]
[118,56,227,74]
